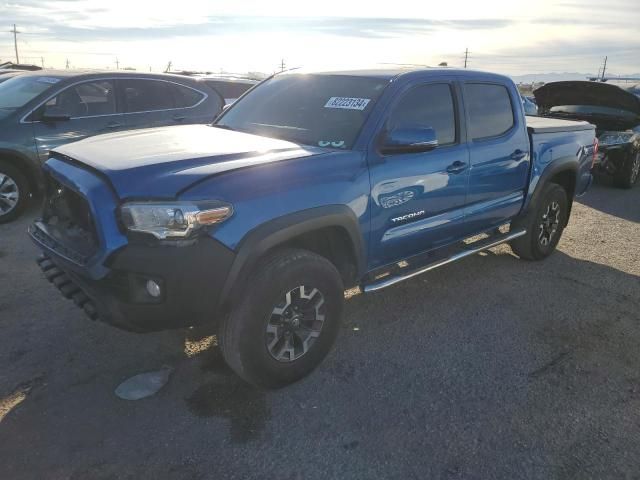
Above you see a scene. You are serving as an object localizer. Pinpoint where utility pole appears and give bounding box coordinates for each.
[280,58,286,72]
[11,24,20,63]
[463,48,470,68]
[165,60,172,73]
[65,58,70,69]
[601,56,608,81]
[41,57,44,68]
[115,58,119,70]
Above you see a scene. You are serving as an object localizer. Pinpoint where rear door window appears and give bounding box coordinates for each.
[171,84,205,108]
[120,79,175,113]
[464,83,515,140]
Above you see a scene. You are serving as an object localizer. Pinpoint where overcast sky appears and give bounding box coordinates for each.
[1,0,639,75]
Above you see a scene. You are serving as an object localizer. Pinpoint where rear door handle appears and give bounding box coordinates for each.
[510,149,527,160]
[446,160,468,174]
[172,114,186,121]
[106,122,124,129]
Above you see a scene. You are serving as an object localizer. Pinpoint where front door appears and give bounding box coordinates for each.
[367,81,470,269]
[32,79,124,162]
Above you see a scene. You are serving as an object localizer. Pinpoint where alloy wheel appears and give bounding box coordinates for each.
[0,173,19,216]
[538,201,560,247]
[265,285,326,362]
[631,153,640,184]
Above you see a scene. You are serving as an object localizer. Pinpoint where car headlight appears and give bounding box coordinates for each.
[598,131,635,146]
[120,201,233,239]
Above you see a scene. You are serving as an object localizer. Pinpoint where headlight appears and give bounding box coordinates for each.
[598,131,635,146]
[120,201,233,239]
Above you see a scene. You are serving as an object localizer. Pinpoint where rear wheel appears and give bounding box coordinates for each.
[220,248,344,389]
[613,151,640,189]
[510,183,568,261]
[0,160,30,224]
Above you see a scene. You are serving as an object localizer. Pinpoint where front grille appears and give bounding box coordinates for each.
[42,174,99,259]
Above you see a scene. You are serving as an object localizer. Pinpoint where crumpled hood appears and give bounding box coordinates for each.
[534,81,640,116]
[51,125,325,199]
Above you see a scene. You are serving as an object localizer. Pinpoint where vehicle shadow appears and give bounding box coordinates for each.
[577,177,640,223]
[1,242,639,478]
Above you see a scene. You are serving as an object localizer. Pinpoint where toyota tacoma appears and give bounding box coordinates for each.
[30,68,596,388]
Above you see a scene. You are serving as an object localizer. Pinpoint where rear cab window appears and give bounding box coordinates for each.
[464,83,515,140]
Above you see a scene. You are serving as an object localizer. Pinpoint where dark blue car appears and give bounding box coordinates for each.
[30,68,595,387]
[0,70,223,223]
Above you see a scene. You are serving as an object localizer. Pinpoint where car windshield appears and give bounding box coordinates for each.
[215,74,389,149]
[0,75,60,111]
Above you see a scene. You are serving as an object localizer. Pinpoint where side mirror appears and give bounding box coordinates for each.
[381,127,438,155]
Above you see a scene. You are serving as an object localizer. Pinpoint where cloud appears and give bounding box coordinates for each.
[0,14,514,42]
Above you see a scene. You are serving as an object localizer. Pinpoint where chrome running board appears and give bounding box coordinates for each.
[363,229,527,293]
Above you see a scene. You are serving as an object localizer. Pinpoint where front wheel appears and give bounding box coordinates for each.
[0,160,30,224]
[510,183,568,261]
[613,151,640,189]
[220,248,344,389]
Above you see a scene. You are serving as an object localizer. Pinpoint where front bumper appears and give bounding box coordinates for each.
[33,234,236,332]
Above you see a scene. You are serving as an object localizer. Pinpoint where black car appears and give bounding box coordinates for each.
[534,81,640,188]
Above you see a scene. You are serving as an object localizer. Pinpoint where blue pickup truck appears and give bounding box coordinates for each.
[30,68,596,388]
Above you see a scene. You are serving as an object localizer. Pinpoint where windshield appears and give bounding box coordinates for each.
[216,74,389,149]
[0,75,60,111]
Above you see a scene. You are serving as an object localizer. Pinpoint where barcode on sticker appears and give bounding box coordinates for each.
[324,97,371,110]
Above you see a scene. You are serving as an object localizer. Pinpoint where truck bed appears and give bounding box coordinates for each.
[526,115,594,134]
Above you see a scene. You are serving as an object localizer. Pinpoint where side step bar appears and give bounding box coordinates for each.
[363,229,527,293]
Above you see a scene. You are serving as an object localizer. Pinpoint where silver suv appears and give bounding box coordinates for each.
[0,70,223,223]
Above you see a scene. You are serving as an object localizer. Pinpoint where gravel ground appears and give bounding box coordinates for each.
[0,179,638,480]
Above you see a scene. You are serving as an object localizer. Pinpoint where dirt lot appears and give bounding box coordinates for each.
[0,180,638,480]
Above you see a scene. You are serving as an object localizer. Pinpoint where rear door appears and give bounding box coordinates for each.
[32,79,123,161]
[367,80,470,268]
[461,82,530,232]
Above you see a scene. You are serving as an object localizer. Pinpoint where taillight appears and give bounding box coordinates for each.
[592,138,599,168]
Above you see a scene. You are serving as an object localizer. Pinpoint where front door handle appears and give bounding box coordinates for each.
[510,149,527,160]
[172,115,186,121]
[106,122,124,129]
[446,160,468,174]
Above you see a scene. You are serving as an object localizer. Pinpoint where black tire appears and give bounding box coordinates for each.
[510,183,568,261]
[613,151,640,189]
[0,160,30,224]
[220,248,344,389]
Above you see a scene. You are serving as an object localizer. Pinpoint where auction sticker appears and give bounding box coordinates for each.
[324,97,371,110]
